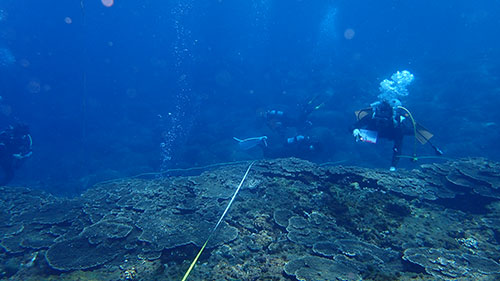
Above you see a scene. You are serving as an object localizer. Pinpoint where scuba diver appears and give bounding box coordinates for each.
[0,123,32,185]
[262,93,327,134]
[234,94,326,159]
[351,99,442,171]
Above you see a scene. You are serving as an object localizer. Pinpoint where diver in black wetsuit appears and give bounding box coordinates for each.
[235,95,325,158]
[351,99,415,171]
[0,124,32,185]
[261,96,324,158]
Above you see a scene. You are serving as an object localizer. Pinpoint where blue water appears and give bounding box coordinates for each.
[0,0,499,195]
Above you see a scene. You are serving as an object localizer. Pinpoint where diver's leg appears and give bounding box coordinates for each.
[391,136,403,169]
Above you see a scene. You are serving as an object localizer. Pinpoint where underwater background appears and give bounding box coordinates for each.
[0,0,499,195]
[1,1,500,281]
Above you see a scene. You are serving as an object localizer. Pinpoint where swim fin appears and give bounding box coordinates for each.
[233,136,268,150]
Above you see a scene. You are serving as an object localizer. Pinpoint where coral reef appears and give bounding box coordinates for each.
[403,247,500,279]
[0,157,499,280]
[46,237,118,271]
[284,255,362,281]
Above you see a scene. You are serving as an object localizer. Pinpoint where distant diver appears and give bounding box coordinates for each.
[234,94,325,158]
[264,95,326,157]
[262,94,325,136]
[351,99,442,171]
[0,123,32,185]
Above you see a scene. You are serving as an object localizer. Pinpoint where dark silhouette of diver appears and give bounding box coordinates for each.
[261,95,325,158]
[0,123,33,185]
[234,95,326,158]
[351,99,442,171]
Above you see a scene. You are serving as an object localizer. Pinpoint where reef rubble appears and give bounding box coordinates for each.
[0,157,499,280]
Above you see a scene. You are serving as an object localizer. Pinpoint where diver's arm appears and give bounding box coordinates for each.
[350,113,371,133]
[13,134,33,159]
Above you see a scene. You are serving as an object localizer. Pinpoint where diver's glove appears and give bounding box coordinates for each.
[352,129,361,142]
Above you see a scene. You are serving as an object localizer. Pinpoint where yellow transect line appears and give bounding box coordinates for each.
[181,161,255,281]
